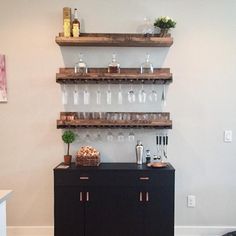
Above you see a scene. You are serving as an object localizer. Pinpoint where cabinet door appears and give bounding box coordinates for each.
[54,186,85,236]
[143,185,174,236]
[85,186,144,236]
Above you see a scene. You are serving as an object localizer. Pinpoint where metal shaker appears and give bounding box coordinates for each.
[136,140,144,164]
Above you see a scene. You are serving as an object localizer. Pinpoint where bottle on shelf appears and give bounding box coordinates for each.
[140,53,154,74]
[108,53,120,73]
[145,149,151,164]
[74,53,87,74]
[72,8,80,37]
[63,7,71,37]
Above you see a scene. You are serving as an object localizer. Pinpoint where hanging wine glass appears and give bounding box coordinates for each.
[107,130,113,142]
[128,130,135,142]
[96,84,102,105]
[128,81,135,103]
[83,83,90,105]
[138,81,146,103]
[74,53,88,74]
[106,83,112,105]
[162,84,166,107]
[118,83,123,105]
[118,130,124,142]
[61,84,68,105]
[73,85,79,105]
[149,83,158,102]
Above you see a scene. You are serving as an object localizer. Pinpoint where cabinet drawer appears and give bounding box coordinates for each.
[54,170,174,187]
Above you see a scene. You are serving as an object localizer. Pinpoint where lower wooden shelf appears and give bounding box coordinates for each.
[57,112,172,129]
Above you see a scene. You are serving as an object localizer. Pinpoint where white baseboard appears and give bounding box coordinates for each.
[175,226,236,236]
[7,225,236,236]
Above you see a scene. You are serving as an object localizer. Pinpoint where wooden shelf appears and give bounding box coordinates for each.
[56,68,172,84]
[55,33,173,47]
[57,112,172,129]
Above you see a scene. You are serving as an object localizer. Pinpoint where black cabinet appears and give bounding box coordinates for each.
[54,163,175,236]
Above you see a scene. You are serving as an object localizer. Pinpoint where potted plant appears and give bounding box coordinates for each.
[154,16,176,37]
[62,130,76,165]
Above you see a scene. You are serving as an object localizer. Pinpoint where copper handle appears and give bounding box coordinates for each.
[80,176,89,180]
[146,192,149,202]
[139,192,143,202]
[79,192,83,202]
[86,192,89,202]
[139,177,150,180]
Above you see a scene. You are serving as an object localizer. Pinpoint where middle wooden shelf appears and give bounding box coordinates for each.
[57,112,172,129]
[56,68,172,84]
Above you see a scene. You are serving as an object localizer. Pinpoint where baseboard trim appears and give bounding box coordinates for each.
[175,226,236,236]
[7,225,236,236]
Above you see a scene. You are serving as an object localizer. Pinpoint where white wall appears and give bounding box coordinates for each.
[0,0,236,230]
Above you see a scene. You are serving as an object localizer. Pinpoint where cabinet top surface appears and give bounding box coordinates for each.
[54,162,175,172]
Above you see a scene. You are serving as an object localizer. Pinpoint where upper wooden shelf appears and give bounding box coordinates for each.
[55,33,173,47]
[56,68,172,84]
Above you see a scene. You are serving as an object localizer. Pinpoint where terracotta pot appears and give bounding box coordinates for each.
[64,155,72,165]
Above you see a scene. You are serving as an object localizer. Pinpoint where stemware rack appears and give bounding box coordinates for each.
[55,33,173,47]
[56,68,172,84]
[57,112,172,129]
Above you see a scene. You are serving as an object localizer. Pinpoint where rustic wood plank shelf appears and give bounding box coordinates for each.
[55,33,173,47]
[57,112,172,129]
[56,68,172,84]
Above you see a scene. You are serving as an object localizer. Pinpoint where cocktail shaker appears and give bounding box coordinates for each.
[136,140,144,164]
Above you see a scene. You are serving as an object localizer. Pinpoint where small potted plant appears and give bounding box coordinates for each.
[62,130,76,165]
[154,16,176,37]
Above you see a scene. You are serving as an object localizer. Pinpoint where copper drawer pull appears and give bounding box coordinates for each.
[86,192,89,202]
[139,192,143,202]
[146,192,149,202]
[79,192,83,202]
[139,177,150,180]
[80,176,89,180]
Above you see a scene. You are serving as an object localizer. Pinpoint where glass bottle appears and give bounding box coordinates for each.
[75,53,88,74]
[72,8,80,37]
[140,54,154,74]
[142,17,154,37]
[108,53,120,73]
[145,149,151,164]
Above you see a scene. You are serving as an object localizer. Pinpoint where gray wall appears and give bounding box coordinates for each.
[0,0,236,227]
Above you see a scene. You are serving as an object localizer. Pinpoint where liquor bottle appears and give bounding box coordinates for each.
[108,53,120,73]
[63,7,71,37]
[72,8,80,37]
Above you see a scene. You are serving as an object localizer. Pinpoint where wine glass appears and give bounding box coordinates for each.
[128,81,135,103]
[128,130,135,142]
[106,83,112,105]
[118,83,123,105]
[61,84,68,105]
[149,83,158,102]
[138,82,146,103]
[118,130,124,142]
[162,84,166,107]
[107,130,113,142]
[96,84,102,105]
[73,85,79,105]
[83,83,90,105]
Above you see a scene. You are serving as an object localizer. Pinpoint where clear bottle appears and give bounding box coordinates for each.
[75,53,88,74]
[145,149,151,164]
[108,53,120,73]
[140,54,154,74]
[72,8,80,37]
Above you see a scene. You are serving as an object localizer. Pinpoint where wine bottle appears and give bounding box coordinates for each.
[72,8,80,37]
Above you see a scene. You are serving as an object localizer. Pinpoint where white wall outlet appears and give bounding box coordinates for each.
[224,130,232,143]
[187,195,196,208]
